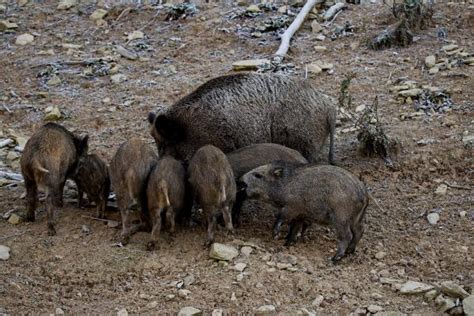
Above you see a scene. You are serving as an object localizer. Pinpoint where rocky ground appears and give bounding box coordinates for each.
[0,0,473,315]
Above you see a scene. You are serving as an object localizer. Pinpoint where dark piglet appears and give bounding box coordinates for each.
[188,145,236,246]
[148,73,337,164]
[74,154,110,219]
[20,123,88,235]
[226,143,308,226]
[146,156,186,250]
[242,162,369,262]
[110,138,158,245]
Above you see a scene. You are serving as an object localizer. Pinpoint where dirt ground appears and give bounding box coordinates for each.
[0,0,473,314]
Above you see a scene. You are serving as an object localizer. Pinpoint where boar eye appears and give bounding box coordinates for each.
[254,173,263,179]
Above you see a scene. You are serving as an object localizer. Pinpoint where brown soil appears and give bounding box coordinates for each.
[0,1,473,314]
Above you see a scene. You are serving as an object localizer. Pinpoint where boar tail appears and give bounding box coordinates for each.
[159,180,171,208]
[367,191,385,213]
[219,174,227,205]
[33,160,50,174]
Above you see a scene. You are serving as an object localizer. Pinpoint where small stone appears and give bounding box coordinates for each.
[6,151,19,161]
[424,289,438,301]
[374,312,406,316]
[18,0,28,6]
[90,9,108,21]
[427,213,440,225]
[307,63,322,74]
[429,67,439,74]
[111,74,127,84]
[354,307,367,315]
[313,45,327,52]
[236,273,244,282]
[459,211,467,218]
[435,184,448,196]
[55,307,65,315]
[62,43,82,49]
[440,281,469,298]
[311,20,323,33]
[15,33,34,45]
[0,20,19,31]
[232,59,270,71]
[240,246,253,256]
[81,225,91,234]
[57,0,77,10]
[277,5,288,13]
[463,295,474,316]
[144,301,158,310]
[117,308,128,316]
[178,289,191,298]
[449,306,464,316]
[183,274,195,287]
[212,309,224,316]
[276,262,292,270]
[315,34,326,41]
[44,106,61,121]
[425,55,436,68]
[371,293,383,300]
[127,30,144,41]
[398,89,422,97]
[209,243,239,261]
[47,75,62,86]
[231,292,237,301]
[462,135,474,148]
[368,304,384,313]
[355,104,366,112]
[0,245,10,260]
[435,295,456,313]
[116,45,138,60]
[166,294,175,301]
[255,305,276,315]
[107,220,120,228]
[389,85,410,92]
[312,295,324,307]
[234,262,247,272]
[400,281,434,294]
[442,44,458,51]
[299,308,315,316]
[375,251,387,260]
[178,306,202,316]
[8,213,22,225]
[246,4,261,12]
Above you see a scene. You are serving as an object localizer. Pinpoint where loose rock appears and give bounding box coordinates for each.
[0,20,19,31]
[429,67,439,75]
[234,262,247,272]
[211,309,224,316]
[435,295,456,313]
[111,74,127,84]
[117,308,128,316]
[312,295,324,307]
[400,281,434,294]
[15,33,34,46]
[178,289,191,298]
[427,213,440,225]
[435,184,448,196]
[307,63,322,74]
[178,306,202,316]
[116,45,138,60]
[127,30,144,41]
[368,304,384,313]
[144,301,158,310]
[47,75,62,86]
[246,4,261,12]
[209,243,239,261]
[424,289,438,301]
[255,305,276,315]
[55,307,65,315]
[107,220,120,228]
[315,34,326,41]
[44,106,61,121]
[57,0,77,10]
[375,251,387,260]
[90,9,108,21]
[0,245,10,260]
[440,281,469,298]
[8,213,22,225]
[398,89,422,97]
[240,246,253,256]
[442,44,458,52]
[425,55,436,68]
[463,295,474,316]
[311,21,323,33]
[313,45,327,52]
[462,135,474,148]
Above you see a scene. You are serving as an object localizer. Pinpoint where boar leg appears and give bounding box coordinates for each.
[96,198,106,219]
[328,117,336,165]
[222,205,234,235]
[166,207,176,236]
[119,205,133,245]
[231,190,246,228]
[284,221,301,246]
[346,218,365,254]
[46,194,56,236]
[24,178,37,222]
[147,207,163,251]
[205,212,217,248]
[272,208,287,239]
[77,187,84,208]
[332,224,353,262]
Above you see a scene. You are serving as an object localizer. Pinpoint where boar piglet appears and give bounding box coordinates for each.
[20,123,88,236]
[74,154,110,219]
[188,145,236,247]
[146,156,186,251]
[242,162,369,262]
[226,143,308,227]
[148,73,337,164]
[110,138,158,245]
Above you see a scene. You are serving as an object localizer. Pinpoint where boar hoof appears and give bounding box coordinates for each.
[146,241,156,251]
[120,235,130,246]
[47,225,57,236]
[203,240,213,249]
[25,214,35,222]
[331,254,344,263]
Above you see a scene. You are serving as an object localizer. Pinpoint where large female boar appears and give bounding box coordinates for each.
[148,73,337,164]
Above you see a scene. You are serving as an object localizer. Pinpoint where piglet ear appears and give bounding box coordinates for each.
[77,135,89,156]
[148,112,156,125]
[154,114,185,143]
[273,167,284,178]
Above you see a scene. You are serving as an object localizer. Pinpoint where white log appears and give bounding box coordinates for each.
[274,0,325,63]
[323,2,345,20]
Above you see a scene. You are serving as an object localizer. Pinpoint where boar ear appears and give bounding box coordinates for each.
[147,112,156,125]
[154,115,185,143]
[77,135,89,156]
[273,167,284,178]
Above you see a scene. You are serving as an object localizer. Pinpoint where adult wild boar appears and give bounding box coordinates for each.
[20,123,89,236]
[242,162,369,262]
[148,73,337,164]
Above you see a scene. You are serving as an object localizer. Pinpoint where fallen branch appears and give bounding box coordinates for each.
[323,2,345,21]
[443,181,471,191]
[81,215,109,223]
[274,0,324,63]
[0,171,23,181]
